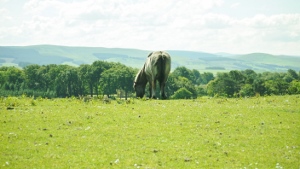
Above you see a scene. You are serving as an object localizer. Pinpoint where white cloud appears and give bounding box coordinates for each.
[230,2,239,9]
[239,14,300,43]
[201,13,233,29]
[0,0,300,55]
[0,7,8,14]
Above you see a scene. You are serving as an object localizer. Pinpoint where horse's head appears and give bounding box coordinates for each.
[134,82,145,98]
[134,67,147,98]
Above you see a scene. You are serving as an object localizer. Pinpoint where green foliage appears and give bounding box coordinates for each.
[100,64,135,99]
[167,74,198,99]
[240,84,255,97]
[288,80,300,94]
[0,95,299,168]
[0,61,299,99]
[207,74,235,97]
[287,69,299,80]
[207,69,299,97]
[172,66,195,83]
[171,87,193,99]
[200,72,214,84]
[196,85,207,96]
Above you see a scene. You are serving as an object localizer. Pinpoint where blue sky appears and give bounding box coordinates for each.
[1,0,300,55]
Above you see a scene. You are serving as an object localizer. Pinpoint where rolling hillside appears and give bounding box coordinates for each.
[1,45,299,72]
[230,53,300,68]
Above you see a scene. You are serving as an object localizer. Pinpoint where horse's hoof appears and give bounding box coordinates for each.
[162,95,167,100]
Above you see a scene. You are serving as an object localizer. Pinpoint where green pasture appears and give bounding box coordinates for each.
[1,95,299,168]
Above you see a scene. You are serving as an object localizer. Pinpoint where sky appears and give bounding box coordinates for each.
[1,0,300,55]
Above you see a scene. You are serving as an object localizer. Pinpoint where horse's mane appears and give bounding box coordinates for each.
[147,52,153,57]
[134,64,147,86]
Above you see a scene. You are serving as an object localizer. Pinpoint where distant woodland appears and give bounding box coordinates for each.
[1,60,299,99]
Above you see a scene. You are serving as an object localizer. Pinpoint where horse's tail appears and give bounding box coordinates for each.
[158,51,167,83]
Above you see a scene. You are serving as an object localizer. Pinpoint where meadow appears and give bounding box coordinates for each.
[0,95,299,168]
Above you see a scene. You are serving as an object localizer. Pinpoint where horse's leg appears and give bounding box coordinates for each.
[151,80,156,99]
[160,81,167,99]
[149,83,152,98]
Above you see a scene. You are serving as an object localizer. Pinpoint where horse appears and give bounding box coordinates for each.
[134,51,171,99]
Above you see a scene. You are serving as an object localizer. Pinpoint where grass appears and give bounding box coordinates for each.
[0,95,299,168]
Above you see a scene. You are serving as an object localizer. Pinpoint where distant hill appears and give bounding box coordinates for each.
[230,53,300,68]
[1,45,299,72]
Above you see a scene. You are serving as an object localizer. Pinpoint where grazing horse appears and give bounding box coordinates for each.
[134,51,171,99]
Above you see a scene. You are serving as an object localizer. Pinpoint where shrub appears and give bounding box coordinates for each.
[240,84,255,97]
[171,87,193,99]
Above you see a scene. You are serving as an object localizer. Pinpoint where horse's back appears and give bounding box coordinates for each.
[146,51,171,81]
[149,51,171,67]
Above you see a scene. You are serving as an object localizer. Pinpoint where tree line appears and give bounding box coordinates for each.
[0,61,299,99]
[0,61,136,99]
[207,69,300,97]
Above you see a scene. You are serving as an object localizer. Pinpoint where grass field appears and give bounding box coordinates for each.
[1,95,299,168]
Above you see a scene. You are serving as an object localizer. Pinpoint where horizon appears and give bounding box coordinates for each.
[1,0,300,55]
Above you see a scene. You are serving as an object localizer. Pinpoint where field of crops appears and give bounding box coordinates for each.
[1,95,299,168]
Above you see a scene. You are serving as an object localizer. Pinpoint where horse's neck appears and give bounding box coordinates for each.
[137,68,147,85]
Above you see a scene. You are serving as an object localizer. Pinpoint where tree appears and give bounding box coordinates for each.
[171,87,193,99]
[54,65,80,97]
[288,80,300,94]
[196,85,207,96]
[77,64,90,96]
[0,68,8,88]
[200,72,214,84]
[207,73,236,97]
[242,69,257,84]
[89,61,113,96]
[165,73,177,97]
[240,84,255,97]
[36,65,52,91]
[5,67,25,91]
[253,77,265,95]
[46,64,60,87]
[173,76,197,98]
[207,79,217,97]
[99,64,135,99]
[118,66,136,99]
[166,67,199,99]
[264,80,279,95]
[172,66,195,83]
[229,70,245,93]
[284,74,295,83]
[192,69,201,85]
[287,69,299,80]
[24,64,41,90]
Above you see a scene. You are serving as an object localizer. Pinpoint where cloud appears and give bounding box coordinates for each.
[0,0,299,55]
[243,14,300,28]
[201,13,233,29]
[171,13,300,54]
[239,14,300,42]
[230,3,240,9]
[0,7,8,14]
